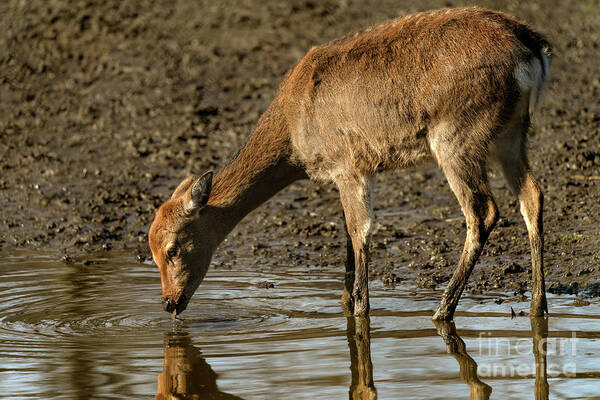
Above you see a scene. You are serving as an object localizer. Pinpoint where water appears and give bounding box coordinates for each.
[1,250,599,399]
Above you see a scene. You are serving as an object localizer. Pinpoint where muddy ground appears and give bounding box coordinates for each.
[1,0,599,301]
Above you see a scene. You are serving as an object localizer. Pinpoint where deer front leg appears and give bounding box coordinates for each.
[337,175,373,317]
[342,212,356,316]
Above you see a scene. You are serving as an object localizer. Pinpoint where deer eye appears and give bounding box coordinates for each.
[166,245,179,259]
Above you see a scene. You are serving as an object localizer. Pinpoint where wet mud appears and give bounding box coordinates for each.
[0,0,599,300]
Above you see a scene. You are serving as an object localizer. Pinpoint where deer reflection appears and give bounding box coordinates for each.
[531,317,549,400]
[156,330,243,400]
[434,320,492,400]
[347,316,377,400]
[435,317,550,400]
[156,316,548,399]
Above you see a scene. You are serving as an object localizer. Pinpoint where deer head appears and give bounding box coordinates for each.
[149,171,217,315]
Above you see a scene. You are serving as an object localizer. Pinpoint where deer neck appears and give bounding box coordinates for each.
[207,102,304,241]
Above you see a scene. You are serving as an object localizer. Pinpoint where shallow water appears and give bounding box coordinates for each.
[1,250,599,399]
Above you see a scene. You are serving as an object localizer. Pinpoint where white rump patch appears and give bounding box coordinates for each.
[514,53,550,117]
[515,57,543,93]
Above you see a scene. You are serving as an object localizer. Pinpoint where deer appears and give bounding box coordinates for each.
[149,7,551,321]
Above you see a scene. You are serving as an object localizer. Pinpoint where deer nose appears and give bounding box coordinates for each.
[162,294,188,314]
[163,298,175,313]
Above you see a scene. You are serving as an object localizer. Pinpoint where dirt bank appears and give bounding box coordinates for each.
[1,0,599,300]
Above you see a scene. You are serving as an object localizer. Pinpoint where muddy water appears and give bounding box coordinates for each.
[1,251,599,399]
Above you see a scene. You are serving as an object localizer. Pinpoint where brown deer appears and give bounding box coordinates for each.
[149,7,551,321]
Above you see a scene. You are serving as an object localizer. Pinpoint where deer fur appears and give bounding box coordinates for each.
[149,7,551,320]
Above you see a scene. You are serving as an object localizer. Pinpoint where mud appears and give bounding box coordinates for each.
[0,0,599,300]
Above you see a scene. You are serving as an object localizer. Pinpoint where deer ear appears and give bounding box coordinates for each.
[184,171,213,214]
[171,175,197,200]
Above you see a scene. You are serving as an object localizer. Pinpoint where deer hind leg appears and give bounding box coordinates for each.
[337,174,373,317]
[432,148,499,321]
[495,118,547,317]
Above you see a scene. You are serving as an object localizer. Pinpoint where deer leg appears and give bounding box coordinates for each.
[519,173,546,316]
[496,128,547,317]
[337,175,373,317]
[342,212,356,316]
[494,112,547,317]
[433,161,498,321]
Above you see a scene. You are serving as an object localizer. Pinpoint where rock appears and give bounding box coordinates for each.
[504,263,525,274]
[416,274,437,289]
[573,299,591,307]
[256,281,275,289]
[382,272,404,287]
